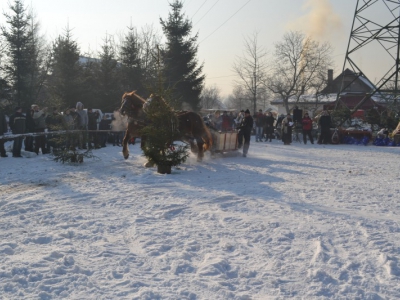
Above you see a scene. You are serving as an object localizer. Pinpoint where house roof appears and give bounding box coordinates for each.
[323,94,385,110]
[270,93,337,105]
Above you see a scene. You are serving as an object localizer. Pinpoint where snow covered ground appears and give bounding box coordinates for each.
[1,138,399,299]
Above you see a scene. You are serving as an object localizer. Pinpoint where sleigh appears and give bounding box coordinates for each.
[210,129,238,153]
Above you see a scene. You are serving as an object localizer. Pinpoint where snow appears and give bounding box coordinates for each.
[1,139,400,299]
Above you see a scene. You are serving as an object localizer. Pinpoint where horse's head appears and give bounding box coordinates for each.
[120,91,146,116]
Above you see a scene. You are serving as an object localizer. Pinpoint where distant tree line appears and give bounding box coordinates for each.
[0,0,204,114]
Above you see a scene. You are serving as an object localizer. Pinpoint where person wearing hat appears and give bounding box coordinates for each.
[9,107,26,157]
[237,109,253,157]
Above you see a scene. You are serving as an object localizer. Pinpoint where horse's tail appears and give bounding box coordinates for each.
[201,121,213,152]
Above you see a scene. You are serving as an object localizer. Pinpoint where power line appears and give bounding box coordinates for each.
[199,0,252,44]
[192,0,209,19]
[207,74,236,79]
[194,0,222,26]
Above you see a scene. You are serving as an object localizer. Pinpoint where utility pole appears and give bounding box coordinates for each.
[336,0,400,115]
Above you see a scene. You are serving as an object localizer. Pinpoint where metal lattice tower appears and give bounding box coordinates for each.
[336,0,400,113]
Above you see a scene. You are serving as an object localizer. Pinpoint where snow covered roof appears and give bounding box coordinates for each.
[271,92,389,106]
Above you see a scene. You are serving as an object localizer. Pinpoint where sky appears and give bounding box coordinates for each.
[1,135,400,298]
[0,0,391,97]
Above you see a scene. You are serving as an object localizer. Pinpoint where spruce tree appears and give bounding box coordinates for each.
[0,37,12,106]
[1,0,45,108]
[48,27,83,109]
[140,95,189,174]
[160,0,205,111]
[119,26,145,95]
[97,34,120,111]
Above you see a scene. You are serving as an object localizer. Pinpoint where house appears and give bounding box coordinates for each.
[270,69,380,117]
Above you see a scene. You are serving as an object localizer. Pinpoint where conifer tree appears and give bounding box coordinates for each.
[160,0,205,111]
[97,34,120,110]
[48,27,83,108]
[1,0,46,108]
[119,26,145,95]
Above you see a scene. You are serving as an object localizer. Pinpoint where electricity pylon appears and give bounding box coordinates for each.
[336,0,400,113]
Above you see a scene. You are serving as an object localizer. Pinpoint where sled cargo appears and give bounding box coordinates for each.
[211,130,238,153]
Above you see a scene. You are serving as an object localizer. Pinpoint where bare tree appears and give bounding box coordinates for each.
[200,85,223,109]
[266,31,333,113]
[225,85,252,110]
[233,32,268,114]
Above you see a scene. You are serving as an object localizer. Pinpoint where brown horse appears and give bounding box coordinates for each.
[119,91,212,161]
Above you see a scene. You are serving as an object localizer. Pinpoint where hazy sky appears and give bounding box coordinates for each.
[0,0,389,97]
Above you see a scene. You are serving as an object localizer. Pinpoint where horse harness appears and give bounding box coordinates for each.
[121,97,147,126]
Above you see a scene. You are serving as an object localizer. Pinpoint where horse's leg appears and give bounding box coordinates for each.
[196,137,204,162]
[141,135,155,167]
[122,129,130,159]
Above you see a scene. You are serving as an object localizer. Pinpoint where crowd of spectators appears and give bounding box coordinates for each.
[0,102,124,158]
[203,108,335,148]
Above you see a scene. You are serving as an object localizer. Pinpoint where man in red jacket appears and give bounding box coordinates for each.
[301,112,314,144]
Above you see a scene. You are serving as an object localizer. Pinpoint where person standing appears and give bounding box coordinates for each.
[24,108,35,152]
[301,112,314,144]
[211,110,222,131]
[0,107,8,157]
[221,111,232,131]
[275,114,285,140]
[281,114,294,145]
[87,108,100,149]
[237,109,253,157]
[9,107,26,157]
[264,112,275,142]
[318,110,332,144]
[76,102,88,149]
[235,110,245,149]
[255,109,266,142]
[32,104,48,154]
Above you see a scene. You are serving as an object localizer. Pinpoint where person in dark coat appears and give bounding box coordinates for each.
[9,107,26,157]
[255,109,266,142]
[281,114,294,145]
[32,104,48,155]
[318,110,332,144]
[0,107,8,157]
[301,112,314,144]
[264,112,275,142]
[275,114,285,140]
[87,108,100,149]
[24,108,35,152]
[237,109,253,157]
